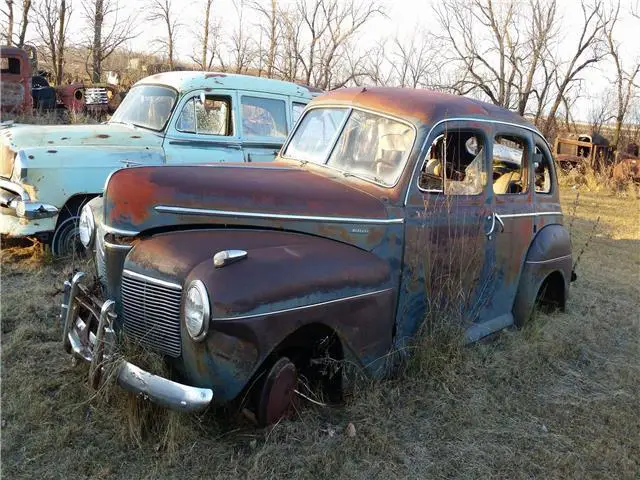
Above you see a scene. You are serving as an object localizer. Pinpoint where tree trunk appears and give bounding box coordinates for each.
[17,0,31,47]
[56,0,67,84]
[6,0,14,45]
[92,0,104,83]
[201,0,211,70]
[266,0,276,77]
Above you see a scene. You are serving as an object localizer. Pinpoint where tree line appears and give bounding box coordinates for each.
[1,0,639,146]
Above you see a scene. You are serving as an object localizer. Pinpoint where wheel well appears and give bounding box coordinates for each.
[272,323,344,402]
[56,194,98,228]
[536,271,566,313]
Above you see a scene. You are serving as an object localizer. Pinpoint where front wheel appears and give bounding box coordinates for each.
[51,215,82,256]
[256,357,298,426]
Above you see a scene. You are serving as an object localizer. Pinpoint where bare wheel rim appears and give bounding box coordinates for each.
[258,357,298,426]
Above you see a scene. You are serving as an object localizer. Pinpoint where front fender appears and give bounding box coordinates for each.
[123,229,397,402]
[15,145,165,209]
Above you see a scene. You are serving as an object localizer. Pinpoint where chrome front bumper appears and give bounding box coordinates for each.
[61,272,213,413]
[0,178,59,220]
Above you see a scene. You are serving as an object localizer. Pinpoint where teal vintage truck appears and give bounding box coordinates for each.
[0,71,318,254]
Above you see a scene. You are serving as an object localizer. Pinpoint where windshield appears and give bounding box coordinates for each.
[110,85,177,131]
[284,107,414,187]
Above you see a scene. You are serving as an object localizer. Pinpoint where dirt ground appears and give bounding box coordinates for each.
[1,189,639,479]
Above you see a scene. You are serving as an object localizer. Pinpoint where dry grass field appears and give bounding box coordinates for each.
[1,188,639,479]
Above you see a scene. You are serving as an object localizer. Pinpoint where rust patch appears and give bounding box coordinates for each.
[204,73,226,78]
[130,135,141,139]
[47,150,57,153]
[96,134,110,139]
[28,155,34,159]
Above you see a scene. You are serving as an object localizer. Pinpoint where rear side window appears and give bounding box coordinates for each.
[420,130,486,195]
[241,96,287,138]
[292,102,306,124]
[492,135,528,195]
[534,144,553,194]
[177,95,232,136]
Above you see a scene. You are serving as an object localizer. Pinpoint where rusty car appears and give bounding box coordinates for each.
[61,87,573,426]
[0,71,317,254]
[554,132,614,171]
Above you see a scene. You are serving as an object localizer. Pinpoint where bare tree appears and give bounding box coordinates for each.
[2,0,14,44]
[251,0,279,77]
[587,88,614,134]
[228,0,254,73]
[34,0,72,84]
[16,0,32,47]
[542,1,609,137]
[291,0,383,90]
[147,0,180,69]
[602,1,640,150]
[82,0,137,82]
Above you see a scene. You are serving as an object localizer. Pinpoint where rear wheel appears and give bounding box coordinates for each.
[256,357,298,426]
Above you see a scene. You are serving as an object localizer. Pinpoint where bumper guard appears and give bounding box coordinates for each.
[61,272,213,412]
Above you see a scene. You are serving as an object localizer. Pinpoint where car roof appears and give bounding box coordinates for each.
[311,87,537,132]
[135,71,318,99]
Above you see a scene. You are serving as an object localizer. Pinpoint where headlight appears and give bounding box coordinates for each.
[184,280,210,341]
[78,204,95,248]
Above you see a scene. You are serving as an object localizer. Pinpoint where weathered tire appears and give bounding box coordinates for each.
[257,357,298,426]
[51,214,83,256]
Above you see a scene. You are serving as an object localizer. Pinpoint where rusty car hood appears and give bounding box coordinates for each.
[2,122,163,151]
[104,163,398,251]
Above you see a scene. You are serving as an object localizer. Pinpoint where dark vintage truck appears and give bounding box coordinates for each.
[61,87,573,425]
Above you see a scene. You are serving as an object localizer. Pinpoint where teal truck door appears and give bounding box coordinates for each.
[239,92,291,163]
[163,90,244,164]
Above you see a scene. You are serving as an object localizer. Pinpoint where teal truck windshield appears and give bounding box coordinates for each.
[110,85,177,131]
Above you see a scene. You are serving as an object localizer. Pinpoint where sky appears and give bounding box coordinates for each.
[15,0,640,120]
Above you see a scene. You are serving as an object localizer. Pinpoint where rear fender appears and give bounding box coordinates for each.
[513,224,572,325]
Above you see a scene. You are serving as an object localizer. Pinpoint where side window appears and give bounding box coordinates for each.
[1,57,20,74]
[177,95,231,135]
[292,102,306,124]
[241,96,287,138]
[419,130,486,195]
[534,144,553,193]
[492,135,527,195]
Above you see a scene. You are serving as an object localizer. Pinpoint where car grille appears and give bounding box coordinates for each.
[84,87,109,105]
[121,270,183,357]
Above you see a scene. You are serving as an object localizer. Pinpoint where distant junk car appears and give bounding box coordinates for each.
[554,132,614,171]
[0,71,317,254]
[61,87,574,425]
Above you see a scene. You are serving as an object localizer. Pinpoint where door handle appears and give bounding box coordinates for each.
[486,212,505,238]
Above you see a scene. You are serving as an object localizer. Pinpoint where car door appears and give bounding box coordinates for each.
[481,125,535,325]
[238,92,290,163]
[397,120,497,344]
[162,90,244,164]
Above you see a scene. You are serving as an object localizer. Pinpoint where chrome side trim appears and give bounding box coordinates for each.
[104,240,134,250]
[122,269,182,291]
[525,254,572,265]
[215,287,393,321]
[102,224,139,236]
[154,205,404,225]
[406,117,550,206]
[500,211,563,219]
